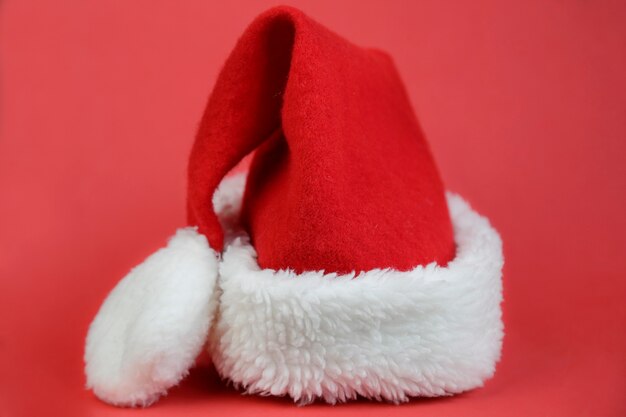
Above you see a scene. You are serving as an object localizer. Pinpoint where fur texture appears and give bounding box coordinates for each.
[211,174,504,404]
[85,228,219,406]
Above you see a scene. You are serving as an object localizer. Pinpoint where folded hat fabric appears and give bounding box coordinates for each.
[187,6,455,274]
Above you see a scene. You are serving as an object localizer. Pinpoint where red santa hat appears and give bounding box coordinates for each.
[85,6,503,407]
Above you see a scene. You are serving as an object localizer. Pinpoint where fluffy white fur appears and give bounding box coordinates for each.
[85,228,220,407]
[84,173,503,406]
[210,174,504,404]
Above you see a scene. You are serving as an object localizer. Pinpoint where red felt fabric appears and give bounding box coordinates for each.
[187,6,455,273]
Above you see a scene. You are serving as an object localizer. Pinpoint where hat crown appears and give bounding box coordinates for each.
[188,6,454,273]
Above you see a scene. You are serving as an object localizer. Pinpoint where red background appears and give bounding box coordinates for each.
[1,1,625,416]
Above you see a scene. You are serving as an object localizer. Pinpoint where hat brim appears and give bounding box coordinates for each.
[210,173,504,404]
[85,228,220,406]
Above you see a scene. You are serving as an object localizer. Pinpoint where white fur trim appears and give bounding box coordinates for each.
[85,228,219,407]
[210,174,504,404]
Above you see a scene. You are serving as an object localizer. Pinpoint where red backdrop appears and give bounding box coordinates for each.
[1,1,625,416]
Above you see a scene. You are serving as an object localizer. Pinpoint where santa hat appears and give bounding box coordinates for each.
[85,6,503,407]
